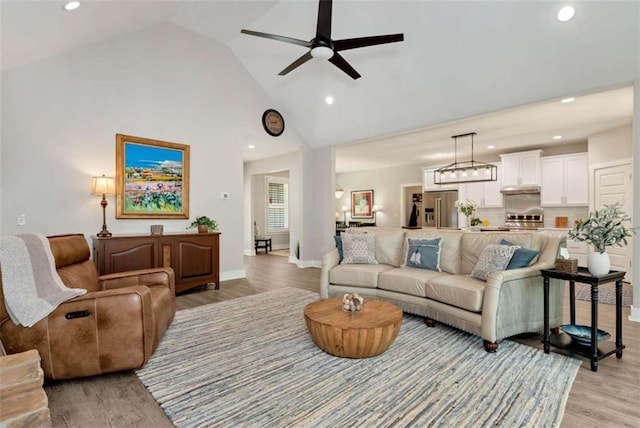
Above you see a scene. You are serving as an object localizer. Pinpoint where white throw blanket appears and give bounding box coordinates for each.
[0,234,86,327]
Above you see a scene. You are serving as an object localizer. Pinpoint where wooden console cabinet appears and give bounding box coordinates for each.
[92,232,220,294]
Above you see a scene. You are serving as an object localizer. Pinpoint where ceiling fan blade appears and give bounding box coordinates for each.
[328,52,361,80]
[278,51,314,76]
[316,0,333,40]
[241,29,312,48]
[333,33,404,51]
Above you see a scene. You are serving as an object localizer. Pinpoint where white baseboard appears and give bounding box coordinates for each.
[288,256,298,264]
[244,249,255,256]
[629,305,640,323]
[220,269,246,281]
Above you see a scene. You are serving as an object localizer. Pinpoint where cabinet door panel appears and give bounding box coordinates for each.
[500,155,520,187]
[164,234,220,293]
[564,155,588,205]
[464,182,483,205]
[177,241,214,279]
[103,240,158,274]
[541,157,565,206]
[518,152,541,186]
[423,169,437,191]
[482,163,502,207]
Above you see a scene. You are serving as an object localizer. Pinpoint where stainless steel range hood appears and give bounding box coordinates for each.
[500,186,541,195]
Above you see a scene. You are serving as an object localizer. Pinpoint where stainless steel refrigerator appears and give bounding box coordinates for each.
[423,190,459,228]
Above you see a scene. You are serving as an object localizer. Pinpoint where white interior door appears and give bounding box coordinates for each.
[593,162,633,279]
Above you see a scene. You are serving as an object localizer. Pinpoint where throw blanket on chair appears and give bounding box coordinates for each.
[0,234,86,327]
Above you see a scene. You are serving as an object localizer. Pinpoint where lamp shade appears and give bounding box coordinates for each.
[91,175,115,196]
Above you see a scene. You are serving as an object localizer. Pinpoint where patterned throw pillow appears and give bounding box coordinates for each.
[341,233,378,264]
[471,243,519,281]
[403,237,442,271]
[499,239,539,269]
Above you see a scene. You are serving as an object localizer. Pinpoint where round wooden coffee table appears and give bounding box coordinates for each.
[303,297,403,358]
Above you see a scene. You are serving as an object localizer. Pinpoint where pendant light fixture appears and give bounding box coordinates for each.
[434,132,497,184]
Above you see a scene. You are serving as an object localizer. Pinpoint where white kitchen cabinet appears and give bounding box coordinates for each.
[423,167,458,191]
[460,163,503,207]
[499,150,542,187]
[541,153,588,206]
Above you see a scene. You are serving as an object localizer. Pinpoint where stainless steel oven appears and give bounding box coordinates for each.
[502,187,543,230]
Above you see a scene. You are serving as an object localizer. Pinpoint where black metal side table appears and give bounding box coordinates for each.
[541,267,626,372]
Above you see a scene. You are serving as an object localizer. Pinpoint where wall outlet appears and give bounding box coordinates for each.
[17,214,26,226]
[221,192,229,200]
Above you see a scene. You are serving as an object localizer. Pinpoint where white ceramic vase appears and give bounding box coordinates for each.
[587,251,610,276]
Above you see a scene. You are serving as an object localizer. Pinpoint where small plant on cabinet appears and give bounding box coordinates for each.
[187,216,218,233]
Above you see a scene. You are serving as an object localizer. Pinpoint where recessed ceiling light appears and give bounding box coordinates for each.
[557,6,575,22]
[561,97,575,103]
[487,145,495,149]
[248,145,255,149]
[64,1,80,11]
[325,96,334,105]
[552,135,563,140]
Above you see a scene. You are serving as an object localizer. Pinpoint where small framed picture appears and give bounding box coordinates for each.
[351,190,374,219]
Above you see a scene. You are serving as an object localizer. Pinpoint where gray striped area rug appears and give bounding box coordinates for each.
[136,288,581,427]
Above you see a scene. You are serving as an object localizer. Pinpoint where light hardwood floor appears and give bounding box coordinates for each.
[45,255,640,427]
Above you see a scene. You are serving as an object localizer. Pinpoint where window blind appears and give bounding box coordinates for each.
[268,181,288,230]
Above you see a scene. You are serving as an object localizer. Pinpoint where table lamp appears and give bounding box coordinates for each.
[91,174,116,237]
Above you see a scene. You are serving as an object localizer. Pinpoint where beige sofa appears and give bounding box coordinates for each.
[320,228,565,352]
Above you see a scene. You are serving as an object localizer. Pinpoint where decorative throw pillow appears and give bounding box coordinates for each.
[341,233,377,264]
[403,237,442,271]
[471,244,520,281]
[500,239,539,269]
[334,235,344,262]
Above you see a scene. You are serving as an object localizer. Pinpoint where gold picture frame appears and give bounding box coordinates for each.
[115,134,190,219]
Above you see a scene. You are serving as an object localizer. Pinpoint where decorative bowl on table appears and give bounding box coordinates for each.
[560,324,610,346]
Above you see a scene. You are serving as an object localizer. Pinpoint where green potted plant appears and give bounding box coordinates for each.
[187,216,218,233]
[568,203,633,276]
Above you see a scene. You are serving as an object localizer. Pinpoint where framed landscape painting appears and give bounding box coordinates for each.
[115,134,190,219]
[351,190,374,219]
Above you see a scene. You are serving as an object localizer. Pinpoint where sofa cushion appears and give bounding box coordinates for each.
[425,275,486,312]
[346,228,405,267]
[329,264,394,288]
[405,229,462,274]
[500,239,539,269]
[403,237,442,271]
[471,244,519,281]
[341,233,377,264]
[461,232,543,274]
[378,267,446,298]
[372,229,406,266]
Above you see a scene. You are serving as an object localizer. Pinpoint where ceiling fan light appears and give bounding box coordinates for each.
[311,46,334,60]
[557,6,575,22]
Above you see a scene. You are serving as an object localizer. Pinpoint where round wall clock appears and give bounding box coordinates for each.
[262,109,285,137]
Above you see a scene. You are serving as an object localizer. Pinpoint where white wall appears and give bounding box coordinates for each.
[0,23,298,279]
[588,124,633,165]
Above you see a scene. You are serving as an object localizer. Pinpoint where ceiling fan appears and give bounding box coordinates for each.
[241,0,404,80]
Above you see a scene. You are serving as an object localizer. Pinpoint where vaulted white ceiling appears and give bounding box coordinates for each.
[1,1,637,171]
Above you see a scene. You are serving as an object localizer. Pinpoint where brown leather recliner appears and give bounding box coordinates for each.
[0,234,175,380]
